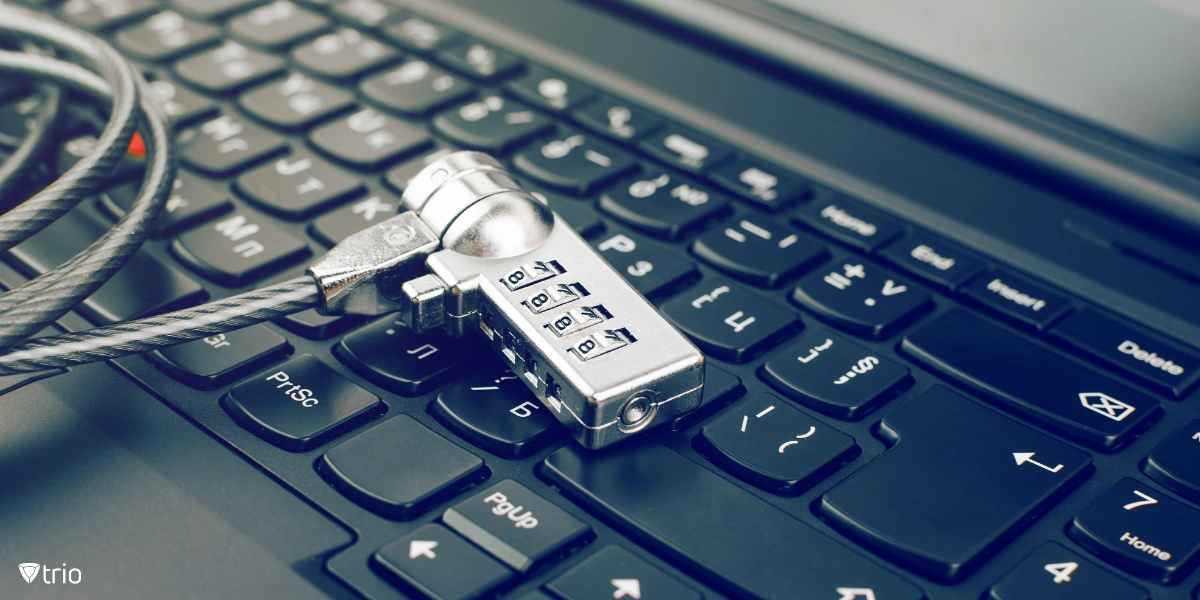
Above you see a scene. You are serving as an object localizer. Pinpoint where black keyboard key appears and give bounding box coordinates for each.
[330,0,396,29]
[506,65,596,112]
[821,386,1092,581]
[61,0,155,31]
[149,324,289,389]
[902,309,1161,450]
[373,523,512,600]
[292,28,398,81]
[170,0,263,19]
[1068,478,1200,583]
[710,156,810,212]
[762,328,911,420]
[1051,307,1200,396]
[236,151,363,218]
[877,231,985,290]
[319,415,487,519]
[542,440,924,600]
[698,392,857,494]
[336,317,474,395]
[1144,420,1200,505]
[432,95,553,154]
[432,369,563,458]
[8,208,206,325]
[171,210,311,285]
[443,479,590,573]
[794,197,904,252]
[310,190,402,246]
[174,41,285,94]
[513,132,637,196]
[692,216,826,287]
[593,230,698,297]
[792,261,932,338]
[988,542,1148,600]
[639,126,733,174]
[571,96,663,142]
[278,308,361,340]
[666,364,744,431]
[660,277,799,362]
[547,545,702,600]
[100,172,232,237]
[310,107,431,169]
[528,188,604,238]
[115,11,220,61]
[361,59,475,117]
[962,270,1072,330]
[223,354,381,451]
[229,1,328,50]
[179,114,287,175]
[239,72,355,130]
[381,14,461,52]
[598,171,730,239]
[147,79,216,127]
[437,38,523,83]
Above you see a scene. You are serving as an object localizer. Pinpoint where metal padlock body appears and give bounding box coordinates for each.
[407,153,704,449]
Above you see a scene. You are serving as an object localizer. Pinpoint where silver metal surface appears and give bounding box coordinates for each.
[400,273,449,334]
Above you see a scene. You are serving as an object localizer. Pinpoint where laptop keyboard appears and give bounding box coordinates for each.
[3,0,1200,598]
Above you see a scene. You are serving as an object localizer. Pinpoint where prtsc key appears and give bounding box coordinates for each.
[309,152,704,449]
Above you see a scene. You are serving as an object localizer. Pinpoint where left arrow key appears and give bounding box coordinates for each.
[374,523,512,600]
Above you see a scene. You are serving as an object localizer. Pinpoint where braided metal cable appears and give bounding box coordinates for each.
[0,278,321,374]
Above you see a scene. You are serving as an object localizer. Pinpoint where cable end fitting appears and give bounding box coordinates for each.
[307,212,440,317]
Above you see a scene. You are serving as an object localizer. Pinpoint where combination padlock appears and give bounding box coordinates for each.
[310,151,704,449]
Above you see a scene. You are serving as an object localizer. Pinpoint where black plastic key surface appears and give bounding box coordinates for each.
[373,523,512,600]
[661,277,799,362]
[361,59,475,117]
[174,41,285,94]
[902,310,1161,450]
[1145,420,1200,504]
[432,95,553,154]
[1068,478,1200,583]
[761,328,911,420]
[335,317,474,396]
[542,440,925,600]
[169,0,263,19]
[179,114,287,176]
[529,188,604,238]
[877,231,985,290]
[380,14,461,52]
[291,28,397,81]
[432,369,563,458]
[697,392,857,494]
[1051,307,1200,397]
[383,145,455,194]
[794,197,904,252]
[115,11,220,61]
[592,230,698,298]
[507,65,597,112]
[666,364,744,431]
[597,171,730,239]
[310,190,402,246]
[100,171,232,237]
[310,107,431,169]
[710,155,810,212]
[223,354,381,451]
[319,415,487,520]
[228,0,329,50]
[239,72,355,130]
[571,95,663,142]
[988,542,1148,600]
[792,260,932,338]
[236,151,363,218]
[638,126,733,174]
[512,132,637,196]
[820,386,1093,581]
[147,79,216,127]
[149,324,289,390]
[546,545,702,600]
[437,38,523,83]
[171,210,310,285]
[692,216,826,287]
[443,479,591,573]
[330,0,395,28]
[962,269,1073,330]
[61,0,156,31]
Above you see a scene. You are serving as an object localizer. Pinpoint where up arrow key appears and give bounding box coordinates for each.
[1193,432,1200,442]
[408,540,438,560]
[836,588,876,600]
[612,578,641,599]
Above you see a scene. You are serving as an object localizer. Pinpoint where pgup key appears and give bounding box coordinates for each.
[310,151,704,449]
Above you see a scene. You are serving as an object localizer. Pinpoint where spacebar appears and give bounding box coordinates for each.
[541,441,922,600]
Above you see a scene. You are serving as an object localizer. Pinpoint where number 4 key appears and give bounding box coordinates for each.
[989,543,1149,600]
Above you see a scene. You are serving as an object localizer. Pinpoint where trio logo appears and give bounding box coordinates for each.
[17,562,82,584]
